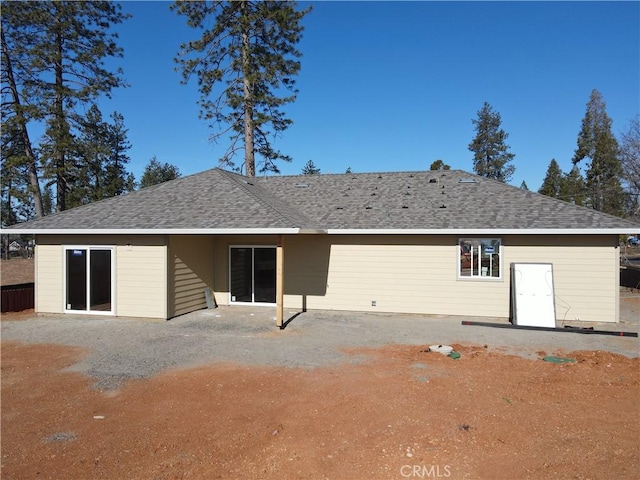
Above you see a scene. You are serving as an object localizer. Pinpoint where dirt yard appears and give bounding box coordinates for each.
[0,258,34,286]
[1,340,638,480]
[2,255,639,479]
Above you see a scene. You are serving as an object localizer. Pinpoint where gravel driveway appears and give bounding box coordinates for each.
[2,299,638,391]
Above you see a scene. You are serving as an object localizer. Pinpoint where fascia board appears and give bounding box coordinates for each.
[326,228,639,235]
[2,228,301,235]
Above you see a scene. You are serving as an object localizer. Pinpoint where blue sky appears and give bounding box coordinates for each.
[101,1,639,190]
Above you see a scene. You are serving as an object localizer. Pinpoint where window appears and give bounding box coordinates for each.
[459,238,501,279]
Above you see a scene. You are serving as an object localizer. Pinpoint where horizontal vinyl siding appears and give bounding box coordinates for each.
[35,244,63,314]
[168,236,214,318]
[505,244,617,323]
[305,243,507,316]
[282,234,619,322]
[116,245,166,319]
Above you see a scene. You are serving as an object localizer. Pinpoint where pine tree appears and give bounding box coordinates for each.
[560,166,587,206]
[520,180,529,191]
[4,1,129,212]
[572,89,624,215]
[468,102,516,183]
[103,112,133,198]
[140,157,181,188]
[429,159,451,171]
[301,160,321,175]
[1,9,44,217]
[1,124,35,226]
[173,1,311,177]
[538,159,563,198]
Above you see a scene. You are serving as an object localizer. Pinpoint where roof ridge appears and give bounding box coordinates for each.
[215,168,314,228]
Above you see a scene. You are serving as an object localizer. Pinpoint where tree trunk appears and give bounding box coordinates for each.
[241,2,255,177]
[1,29,45,218]
[53,18,66,212]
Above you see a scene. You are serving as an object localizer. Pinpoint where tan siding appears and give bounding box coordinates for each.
[35,244,63,313]
[167,236,215,318]
[281,234,619,322]
[36,235,168,319]
[504,242,618,323]
[116,245,167,319]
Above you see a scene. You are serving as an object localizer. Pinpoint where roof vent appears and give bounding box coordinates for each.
[439,204,447,208]
[429,178,437,184]
[336,206,344,210]
[458,178,476,184]
[295,183,309,188]
[365,206,372,210]
[401,205,409,209]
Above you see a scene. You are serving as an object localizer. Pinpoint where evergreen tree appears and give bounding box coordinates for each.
[1,124,35,226]
[538,159,563,198]
[345,167,353,174]
[140,157,181,188]
[1,10,44,217]
[520,180,529,191]
[103,112,134,198]
[173,1,311,177]
[430,159,451,171]
[301,160,320,175]
[619,116,640,221]
[572,89,624,215]
[468,102,516,183]
[560,166,587,206]
[3,1,129,212]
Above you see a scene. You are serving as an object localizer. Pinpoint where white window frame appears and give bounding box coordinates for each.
[228,245,277,306]
[63,245,116,315]
[458,238,502,280]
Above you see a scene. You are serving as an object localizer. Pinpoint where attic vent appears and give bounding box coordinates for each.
[458,178,476,184]
[429,178,438,183]
[295,183,309,188]
[439,204,447,208]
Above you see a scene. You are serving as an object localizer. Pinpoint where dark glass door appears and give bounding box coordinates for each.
[66,249,87,310]
[90,250,112,311]
[230,247,276,304]
[254,248,276,303]
[230,248,253,302]
[66,248,112,313]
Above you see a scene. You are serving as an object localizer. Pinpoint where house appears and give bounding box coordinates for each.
[5,168,639,325]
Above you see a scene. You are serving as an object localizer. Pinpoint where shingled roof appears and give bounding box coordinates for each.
[6,168,639,234]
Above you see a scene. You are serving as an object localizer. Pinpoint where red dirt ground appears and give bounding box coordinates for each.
[1,341,638,480]
[0,258,34,286]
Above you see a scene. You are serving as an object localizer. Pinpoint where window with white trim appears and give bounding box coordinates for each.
[459,238,501,279]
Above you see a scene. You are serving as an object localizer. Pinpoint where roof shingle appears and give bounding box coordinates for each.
[5,168,639,233]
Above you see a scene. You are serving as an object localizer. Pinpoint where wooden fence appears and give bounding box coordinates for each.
[1,283,34,313]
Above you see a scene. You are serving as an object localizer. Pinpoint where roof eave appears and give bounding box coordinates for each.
[2,227,302,235]
[325,228,638,235]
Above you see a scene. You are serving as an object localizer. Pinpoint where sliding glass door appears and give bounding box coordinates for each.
[229,246,276,304]
[65,247,114,314]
